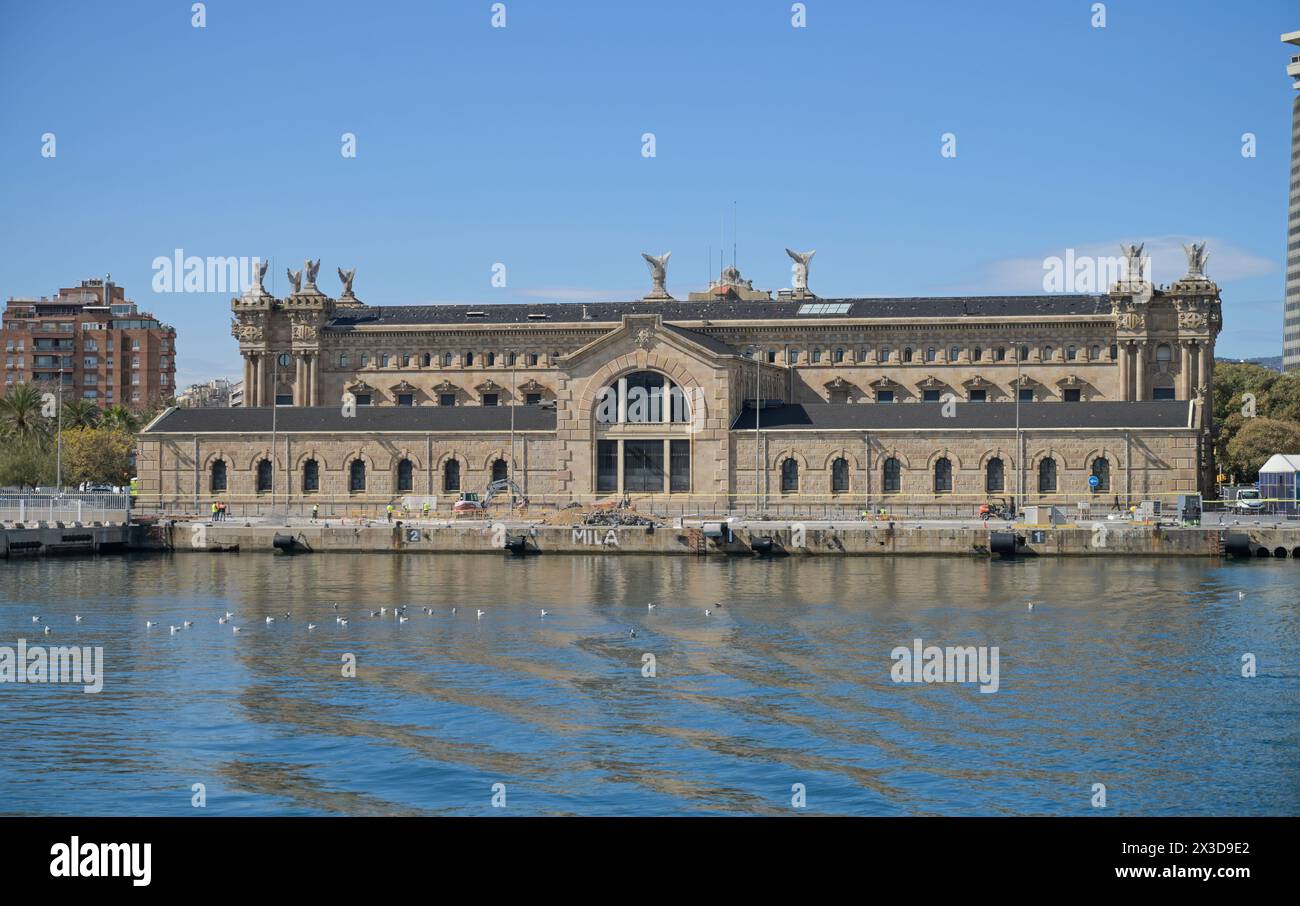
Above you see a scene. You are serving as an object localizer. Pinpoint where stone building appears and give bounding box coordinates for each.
[136,246,1220,516]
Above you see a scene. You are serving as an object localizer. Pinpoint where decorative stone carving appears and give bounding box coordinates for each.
[1182,242,1209,278]
[252,258,269,293]
[640,251,673,300]
[286,267,302,294]
[338,267,356,297]
[1178,310,1208,329]
[634,326,655,350]
[303,259,320,290]
[785,248,816,294]
[1120,243,1147,283]
[1116,311,1146,330]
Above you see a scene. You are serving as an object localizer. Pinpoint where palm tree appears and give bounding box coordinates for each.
[61,398,100,429]
[0,383,51,444]
[100,405,140,433]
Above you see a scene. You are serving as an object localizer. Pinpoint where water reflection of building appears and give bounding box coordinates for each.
[136,247,1220,513]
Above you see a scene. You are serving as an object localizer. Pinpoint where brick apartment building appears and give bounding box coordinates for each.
[2,278,177,411]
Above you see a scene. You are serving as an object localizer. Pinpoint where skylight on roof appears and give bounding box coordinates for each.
[797,302,851,315]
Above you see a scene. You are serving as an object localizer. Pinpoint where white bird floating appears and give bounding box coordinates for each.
[170,626,178,634]
[183,621,193,628]
[265,616,275,624]
[647,603,656,610]
[629,629,637,638]
[1238,592,1246,600]
[1027,602,1034,611]
[704,609,712,616]
[540,609,549,617]
[225,611,234,619]
[451,607,457,615]
[146,621,156,628]
[398,616,409,623]
[75,615,83,623]
[31,615,40,623]
[232,626,241,634]
[219,617,227,624]
[339,618,349,626]
[476,609,485,619]
[307,623,316,631]
[43,626,52,635]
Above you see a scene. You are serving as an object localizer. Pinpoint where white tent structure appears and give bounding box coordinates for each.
[1258,454,1300,514]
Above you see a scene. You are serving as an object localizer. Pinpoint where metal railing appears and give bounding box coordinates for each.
[0,492,132,525]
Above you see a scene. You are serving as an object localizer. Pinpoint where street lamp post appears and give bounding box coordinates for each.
[56,364,64,491]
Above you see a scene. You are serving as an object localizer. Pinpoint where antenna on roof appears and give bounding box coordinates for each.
[732,200,737,270]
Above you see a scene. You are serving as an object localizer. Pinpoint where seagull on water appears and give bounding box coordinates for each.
[170,625,178,634]
[43,625,52,636]
[476,609,485,620]
[146,621,157,628]
[75,615,83,623]
[265,616,275,624]
[1238,592,1246,600]
[540,609,549,617]
[398,615,409,623]
[307,623,316,631]
[225,611,234,619]
[31,615,40,623]
[629,629,637,638]
[232,625,242,634]
[183,620,193,628]
[332,602,339,610]
[704,609,712,616]
[1027,602,1034,611]
[219,616,227,624]
[339,618,349,626]
[369,610,379,618]
[647,602,656,610]
[451,607,457,615]
[380,607,387,616]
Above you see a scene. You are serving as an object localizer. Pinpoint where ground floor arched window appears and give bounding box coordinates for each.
[934,457,952,493]
[1091,457,1110,492]
[780,458,799,492]
[443,459,461,492]
[397,458,414,492]
[831,457,849,493]
[210,459,227,492]
[303,459,319,493]
[491,458,508,482]
[1038,458,1057,493]
[882,457,901,493]
[986,457,1004,493]
[349,459,366,492]
[255,459,272,493]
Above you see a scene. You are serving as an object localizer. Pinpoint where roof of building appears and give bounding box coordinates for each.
[325,295,1112,329]
[143,405,558,434]
[1258,453,1300,473]
[729,400,1193,431]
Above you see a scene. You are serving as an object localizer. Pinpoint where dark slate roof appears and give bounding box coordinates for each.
[730,401,1192,431]
[326,295,1111,328]
[144,405,557,434]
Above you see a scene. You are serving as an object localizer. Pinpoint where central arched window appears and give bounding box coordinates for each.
[882,457,901,494]
[831,457,849,493]
[210,459,227,492]
[1038,458,1057,493]
[1155,343,1173,363]
[396,458,414,492]
[986,457,1004,493]
[256,458,273,493]
[349,459,366,492]
[595,371,691,424]
[1091,457,1110,492]
[303,458,319,493]
[933,457,952,493]
[443,459,461,492]
[491,458,508,482]
[780,458,799,492]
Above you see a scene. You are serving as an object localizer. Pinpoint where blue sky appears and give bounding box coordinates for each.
[1,0,1296,384]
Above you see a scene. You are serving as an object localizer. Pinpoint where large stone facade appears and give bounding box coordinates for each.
[135,250,1221,516]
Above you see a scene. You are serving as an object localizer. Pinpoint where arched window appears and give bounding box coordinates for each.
[903,347,913,363]
[339,352,348,368]
[302,459,319,493]
[1037,458,1057,493]
[933,457,953,493]
[1155,343,1173,363]
[1018,345,1029,361]
[491,458,508,482]
[349,459,366,492]
[210,459,227,492]
[442,352,452,367]
[443,459,460,492]
[1091,457,1110,492]
[422,353,431,367]
[994,347,1006,362]
[396,458,414,492]
[1066,346,1077,360]
[1090,345,1100,361]
[598,371,691,424]
[925,347,937,362]
[256,459,273,493]
[465,352,474,366]
[780,458,799,493]
[831,457,849,493]
[1043,345,1054,361]
[833,347,844,363]
[882,457,901,494]
[986,457,1004,493]
[973,347,983,362]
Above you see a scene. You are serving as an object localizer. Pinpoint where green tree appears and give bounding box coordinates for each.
[100,404,140,434]
[0,383,52,444]
[0,440,54,489]
[60,398,100,429]
[59,427,135,488]
[1223,417,1300,484]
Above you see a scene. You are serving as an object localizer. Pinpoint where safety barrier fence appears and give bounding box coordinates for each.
[0,493,131,525]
